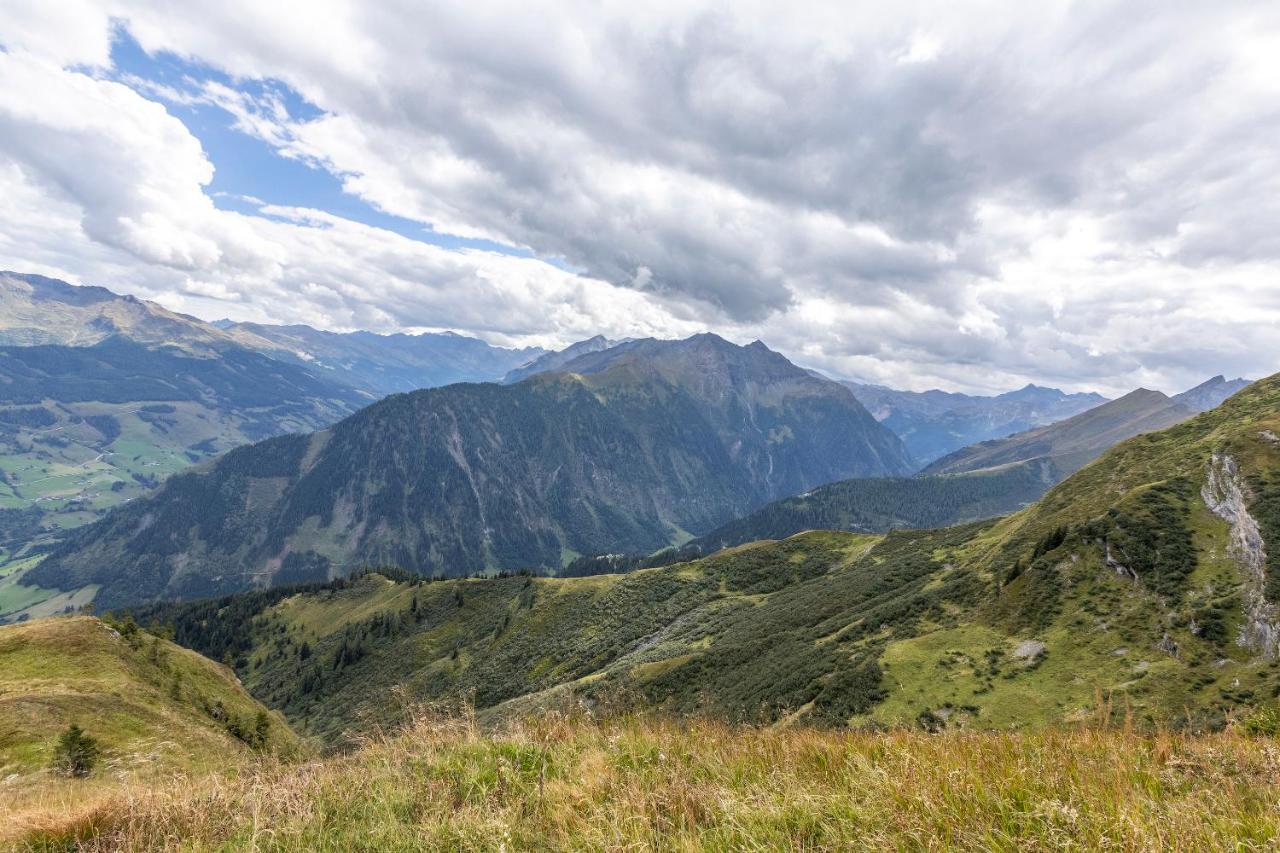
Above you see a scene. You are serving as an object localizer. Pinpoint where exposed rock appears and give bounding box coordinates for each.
[1260,429,1280,448]
[1013,639,1046,662]
[1156,633,1180,658]
[1201,451,1279,656]
[1105,543,1139,582]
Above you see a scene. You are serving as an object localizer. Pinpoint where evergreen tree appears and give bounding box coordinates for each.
[52,724,100,777]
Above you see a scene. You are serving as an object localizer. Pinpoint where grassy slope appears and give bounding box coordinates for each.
[22,710,1280,850]
[0,616,298,840]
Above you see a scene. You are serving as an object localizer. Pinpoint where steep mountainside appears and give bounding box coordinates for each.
[844,381,1107,466]
[27,335,910,608]
[1174,375,1252,412]
[501,335,623,384]
[922,389,1194,477]
[132,372,1280,739]
[0,337,365,614]
[221,322,545,395]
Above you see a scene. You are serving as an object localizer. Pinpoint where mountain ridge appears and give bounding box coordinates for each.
[25,335,911,607]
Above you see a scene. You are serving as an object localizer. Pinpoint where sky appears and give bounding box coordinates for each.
[1,2,1278,395]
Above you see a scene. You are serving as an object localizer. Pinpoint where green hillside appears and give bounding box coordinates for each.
[0,615,297,836]
[132,372,1280,742]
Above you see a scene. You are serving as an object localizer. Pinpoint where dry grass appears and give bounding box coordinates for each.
[15,703,1280,851]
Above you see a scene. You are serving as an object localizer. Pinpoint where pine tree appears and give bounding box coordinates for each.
[52,724,100,777]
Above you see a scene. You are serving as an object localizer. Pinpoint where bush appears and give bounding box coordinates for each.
[52,724,101,777]
[1240,706,1280,737]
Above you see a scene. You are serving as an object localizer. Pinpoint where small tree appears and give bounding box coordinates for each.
[53,724,100,777]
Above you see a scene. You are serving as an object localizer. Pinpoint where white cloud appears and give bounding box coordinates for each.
[0,1,1278,395]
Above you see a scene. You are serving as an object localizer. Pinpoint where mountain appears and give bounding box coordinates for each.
[0,276,369,616]
[0,615,295,808]
[675,459,1058,556]
[921,388,1195,477]
[0,271,275,352]
[844,381,1108,467]
[24,334,911,608]
[501,334,622,384]
[220,322,546,395]
[129,370,1280,739]
[0,337,366,619]
[1173,375,1252,412]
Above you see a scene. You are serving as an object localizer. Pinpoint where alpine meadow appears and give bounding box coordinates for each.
[3,3,1280,851]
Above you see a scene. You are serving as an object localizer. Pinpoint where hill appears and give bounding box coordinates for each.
[843,381,1107,466]
[130,371,1280,740]
[26,335,910,608]
[921,388,1195,477]
[0,615,296,838]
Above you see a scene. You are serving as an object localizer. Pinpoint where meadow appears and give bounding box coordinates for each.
[15,702,1280,851]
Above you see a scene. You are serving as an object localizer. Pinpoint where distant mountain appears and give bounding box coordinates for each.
[677,460,1058,556]
[922,388,1194,477]
[0,274,367,589]
[0,271,275,352]
[502,335,622,384]
[843,381,1108,467]
[221,322,546,395]
[27,334,911,608]
[2,270,548,396]
[0,338,366,589]
[1173,375,1252,412]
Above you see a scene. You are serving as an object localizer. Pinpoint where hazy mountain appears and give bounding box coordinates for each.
[842,381,1108,467]
[502,334,622,384]
[131,372,1280,735]
[0,271,276,352]
[2,270,547,396]
[27,334,911,607]
[221,322,546,395]
[1173,375,1252,412]
[921,388,1195,477]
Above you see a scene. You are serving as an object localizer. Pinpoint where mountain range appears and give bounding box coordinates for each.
[922,388,1198,477]
[26,334,911,608]
[843,381,1109,467]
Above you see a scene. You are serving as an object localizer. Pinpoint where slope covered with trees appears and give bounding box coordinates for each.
[28,335,910,608]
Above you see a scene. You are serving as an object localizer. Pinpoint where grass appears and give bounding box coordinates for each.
[0,617,299,841]
[16,703,1280,851]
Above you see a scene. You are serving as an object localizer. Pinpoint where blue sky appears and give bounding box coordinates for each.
[105,29,537,259]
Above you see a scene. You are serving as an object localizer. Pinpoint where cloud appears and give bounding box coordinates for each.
[0,1,1279,395]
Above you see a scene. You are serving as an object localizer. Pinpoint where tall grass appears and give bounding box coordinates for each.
[17,702,1280,851]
